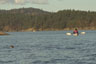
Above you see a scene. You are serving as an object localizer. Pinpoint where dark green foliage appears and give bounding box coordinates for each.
[0,8,96,31]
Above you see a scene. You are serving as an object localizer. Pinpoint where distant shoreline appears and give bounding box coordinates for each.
[2,27,96,32]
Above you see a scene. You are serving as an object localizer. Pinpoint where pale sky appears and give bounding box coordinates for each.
[0,0,96,12]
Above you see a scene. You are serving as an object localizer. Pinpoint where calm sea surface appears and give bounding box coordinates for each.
[0,30,96,64]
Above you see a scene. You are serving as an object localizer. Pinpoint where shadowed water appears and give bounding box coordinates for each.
[0,30,96,64]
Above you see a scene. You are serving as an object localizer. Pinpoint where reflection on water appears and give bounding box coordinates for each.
[0,30,96,64]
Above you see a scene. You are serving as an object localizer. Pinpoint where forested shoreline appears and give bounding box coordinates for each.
[0,7,96,32]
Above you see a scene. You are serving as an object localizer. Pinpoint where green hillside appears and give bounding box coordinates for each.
[0,8,96,31]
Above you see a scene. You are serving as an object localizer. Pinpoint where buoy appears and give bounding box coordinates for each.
[81,32,86,34]
[66,33,71,35]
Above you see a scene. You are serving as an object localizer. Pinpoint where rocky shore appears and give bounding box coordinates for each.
[0,32,9,35]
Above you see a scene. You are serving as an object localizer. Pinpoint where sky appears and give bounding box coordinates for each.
[0,0,96,12]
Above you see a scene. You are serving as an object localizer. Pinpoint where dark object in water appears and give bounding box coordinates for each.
[10,45,14,48]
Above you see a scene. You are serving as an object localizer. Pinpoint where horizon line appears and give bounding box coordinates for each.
[0,7,96,13]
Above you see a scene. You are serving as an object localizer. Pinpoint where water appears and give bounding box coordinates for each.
[0,30,96,64]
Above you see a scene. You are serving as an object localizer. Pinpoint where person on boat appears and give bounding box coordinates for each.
[73,28,79,35]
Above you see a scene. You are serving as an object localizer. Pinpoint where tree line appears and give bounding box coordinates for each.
[0,8,96,31]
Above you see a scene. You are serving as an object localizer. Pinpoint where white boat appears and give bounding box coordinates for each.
[73,33,78,36]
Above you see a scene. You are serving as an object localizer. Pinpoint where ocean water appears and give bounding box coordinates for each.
[0,30,96,64]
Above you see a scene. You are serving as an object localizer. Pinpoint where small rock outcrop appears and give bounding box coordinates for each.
[0,32,9,35]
